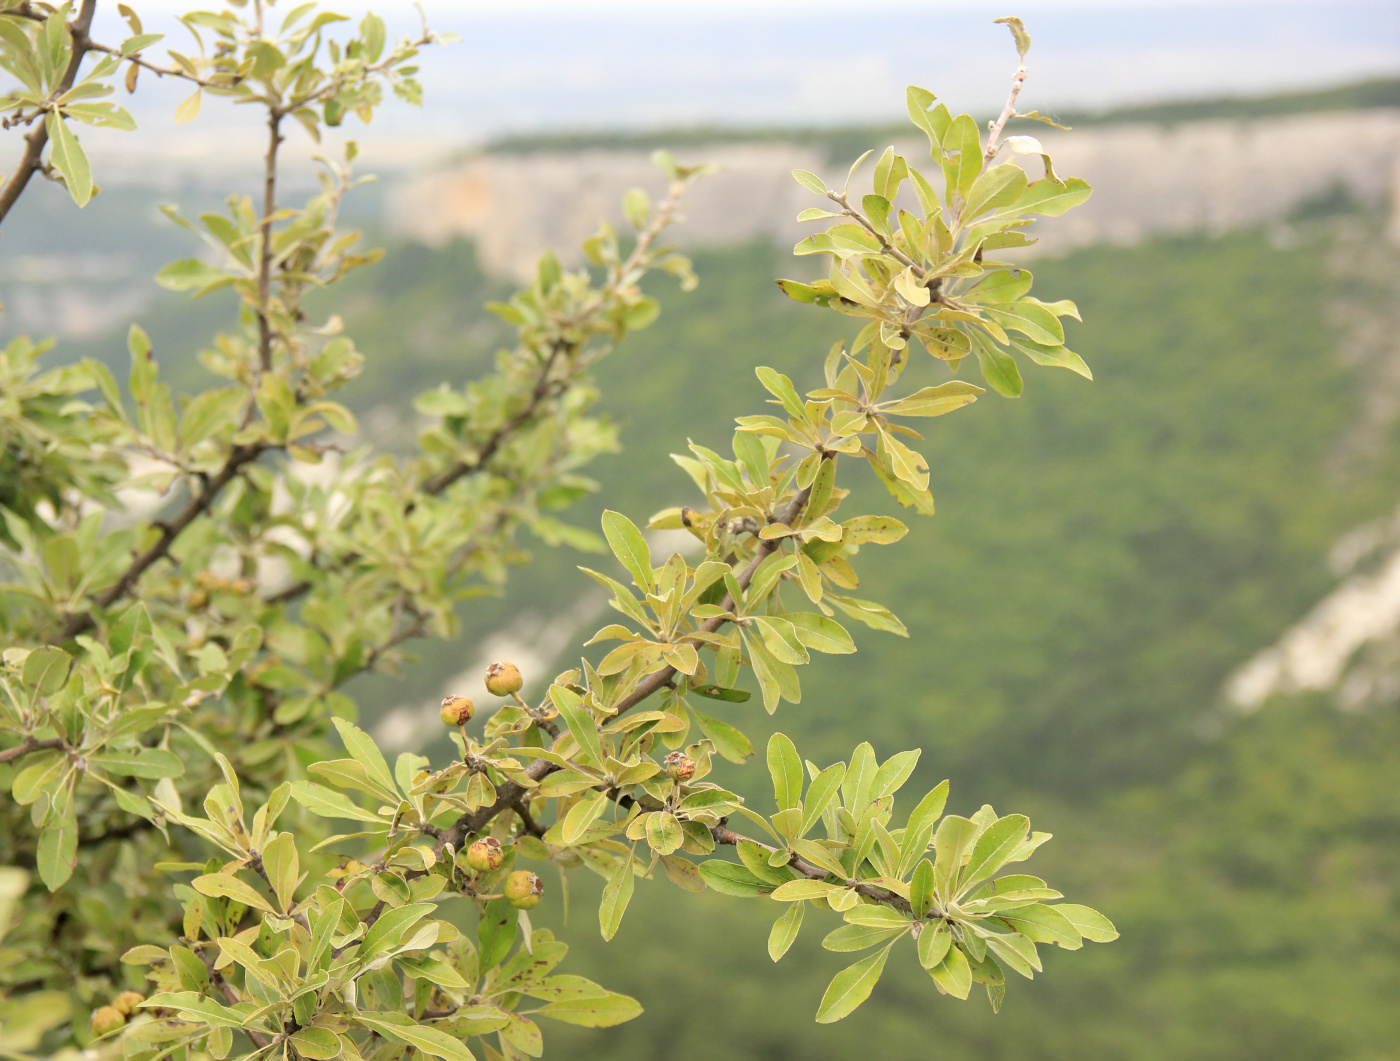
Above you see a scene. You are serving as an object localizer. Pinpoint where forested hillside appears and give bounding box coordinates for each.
[23,176,1400,1057]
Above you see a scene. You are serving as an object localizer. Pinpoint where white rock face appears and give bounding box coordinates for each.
[388,109,1400,281]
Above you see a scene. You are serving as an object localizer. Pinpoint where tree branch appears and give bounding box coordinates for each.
[0,737,65,764]
[0,0,97,226]
[435,469,824,855]
[256,109,284,372]
[711,825,912,913]
[55,442,265,643]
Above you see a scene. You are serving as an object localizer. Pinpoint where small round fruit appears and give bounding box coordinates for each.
[439,694,474,727]
[485,661,523,697]
[112,992,144,1017]
[664,751,696,782]
[90,1006,126,1037]
[465,836,505,873]
[503,870,543,909]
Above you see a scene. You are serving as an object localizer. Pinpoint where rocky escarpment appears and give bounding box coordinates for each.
[389,109,1400,281]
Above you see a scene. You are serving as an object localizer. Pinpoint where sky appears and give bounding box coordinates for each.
[19,0,1400,178]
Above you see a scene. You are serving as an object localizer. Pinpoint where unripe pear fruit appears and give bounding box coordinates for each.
[439,694,474,727]
[664,751,696,782]
[465,836,505,873]
[485,661,523,697]
[112,992,144,1017]
[503,870,543,909]
[90,1006,125,1037]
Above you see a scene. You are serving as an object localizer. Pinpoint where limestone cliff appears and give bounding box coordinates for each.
[388,109,1400,281]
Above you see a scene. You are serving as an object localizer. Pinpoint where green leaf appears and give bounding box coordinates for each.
[985,930,1041,977]
[1001,176,1092,218]
[931,815,980,896]
[785,612,856,655]
[815,943,893,1023]
[601,510,654,593]
[799,762,846,838]
[22,646,70,696]
[768,902,804,961]
[917,922,953,969]
[842,905,910,928]
[983,301,1065,347]
[961,814,1031,890]
[767,732,803,812]
[689,706,753,764]
[599,854,635,941]
[790,839,849,879]
[155,259,229,293]
[690,685,751,704]
[646,811,683,856]
[770,879,841,902]
[288,780,385,824]
[995,15,1032,56]
[792,169,828,195]
[827,595,908,637]
[46,112,93,207]
[260,832,298,912]
[535,992,643,1028]
[332,717,399,799]
[37,812,77,891]
[881,381,983,418]
[477,899,518,970]
[909,859,934,919]
[823,923,905,952]
[1000,903,1083,949]
[1012,338,1093,380]
[89,749,184,779]
[551,685,603,768]
[971,333,1024,398]
[173,88,201,124]
[288,1028,340,1059]
[755,366,806,419]
[191,872,275,914]
[697,860,773,897]
[354,1014,475,1061]
[928,943,972,999]
[1051,903,1120,943]
[561,790,608,844]
[872,749,920,797]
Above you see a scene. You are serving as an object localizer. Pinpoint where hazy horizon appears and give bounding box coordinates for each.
[5,0,1390,182]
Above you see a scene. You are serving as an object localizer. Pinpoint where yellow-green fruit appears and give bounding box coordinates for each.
[485,661,523,697]
[466,836,505,873]
[112,992,144,1017]
[503,870,543,909]
[439,694,474,727]
[90,1006,125,1037]
[664,751,696,782]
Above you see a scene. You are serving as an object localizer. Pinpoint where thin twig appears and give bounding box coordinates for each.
[256,108,284,372]
[0,0,97,225]
[81,37,224,88]
[984,59,1029,163]
[711,825,912,913]
[0,737,65,764]
[55,442,265,643]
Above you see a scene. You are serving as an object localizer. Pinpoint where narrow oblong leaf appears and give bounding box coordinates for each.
[768,902,804,961]
[917,922,953,969]
[599,853,635,942]
[815,943,892,1023]
[1051,903,1119,943]
[767,732,803,812]
[928,943,972,999]
[601,510,655,592]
